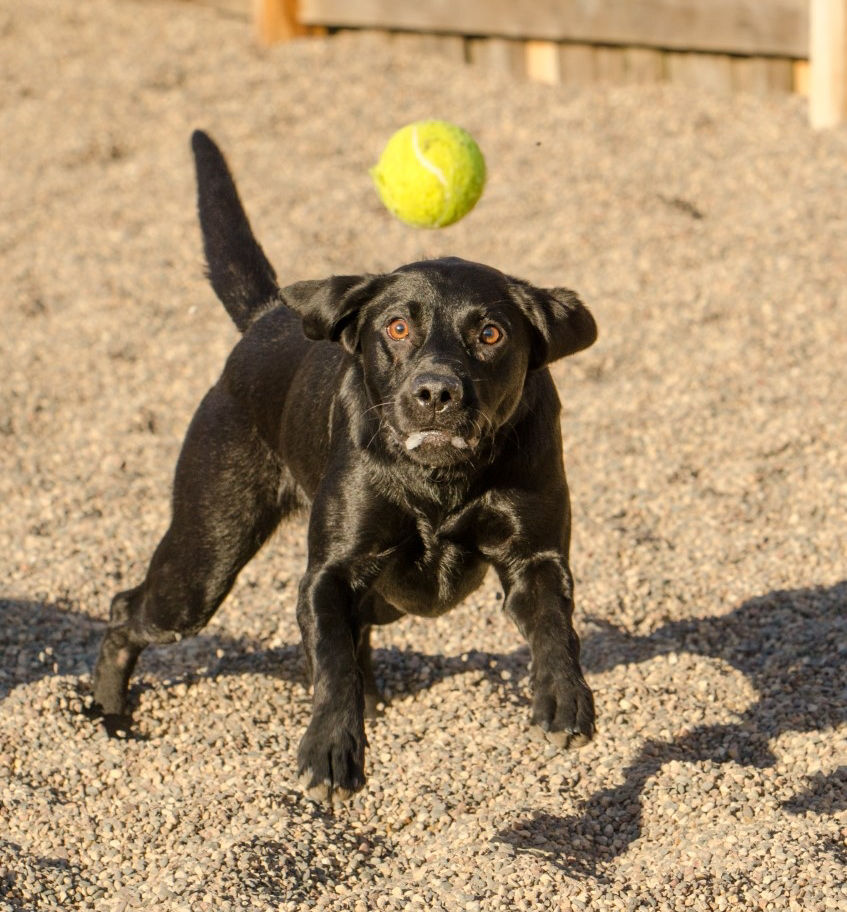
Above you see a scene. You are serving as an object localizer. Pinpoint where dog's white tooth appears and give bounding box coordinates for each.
[405,432,426,450]
[450,436,468,450]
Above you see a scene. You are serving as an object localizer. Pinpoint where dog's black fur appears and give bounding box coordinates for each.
[92,131,598,801]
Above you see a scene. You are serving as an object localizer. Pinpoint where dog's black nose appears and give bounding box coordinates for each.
[411,372,463,413]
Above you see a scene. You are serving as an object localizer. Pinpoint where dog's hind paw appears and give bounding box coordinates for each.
[539,727,593,749]
[364,691,386,720]
[86,701,134,739]
[101,713,134,739]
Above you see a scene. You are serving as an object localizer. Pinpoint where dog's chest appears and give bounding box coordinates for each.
[413,512,462,568]
[375,510,487,617]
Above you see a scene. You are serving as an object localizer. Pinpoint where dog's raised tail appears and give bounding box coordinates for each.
[191,130,279,333]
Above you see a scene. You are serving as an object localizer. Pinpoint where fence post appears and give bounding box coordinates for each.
[810,0,847,126]
[255,0,305,45]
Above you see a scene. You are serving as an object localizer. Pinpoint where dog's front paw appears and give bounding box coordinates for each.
[531,672,595,749]
[297,712,366,802]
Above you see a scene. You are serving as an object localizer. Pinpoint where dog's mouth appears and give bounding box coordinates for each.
[404,430,476,452]
[387,426,482,466]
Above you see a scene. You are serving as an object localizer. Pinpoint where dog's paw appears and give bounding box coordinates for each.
[86,701,134,739]
[363,691,386,720]
[297,714,366,802]
[531,674,595,749]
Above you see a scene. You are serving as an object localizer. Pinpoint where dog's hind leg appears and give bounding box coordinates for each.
[356,626,382,719]
[355,594,403,719]
[92,384,291,732]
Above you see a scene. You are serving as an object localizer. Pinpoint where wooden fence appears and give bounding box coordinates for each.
[246,0,846,125]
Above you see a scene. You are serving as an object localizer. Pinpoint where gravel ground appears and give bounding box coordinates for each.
[1,1,846,910]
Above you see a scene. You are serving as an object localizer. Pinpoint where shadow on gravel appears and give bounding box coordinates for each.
[0,596,307,718]
[0,596,531,711]
[496,580,847,872]
[5,582,845,880]
[207,638,532,699]
[0,598,104,702]
[0,839,96,912]
[232,808,395,906]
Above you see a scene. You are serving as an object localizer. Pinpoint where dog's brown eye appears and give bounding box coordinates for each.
[480,324,502,345]
[387,318,410,341]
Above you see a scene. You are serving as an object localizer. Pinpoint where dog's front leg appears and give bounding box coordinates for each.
[500,556,595,748]
[296,566,367,802]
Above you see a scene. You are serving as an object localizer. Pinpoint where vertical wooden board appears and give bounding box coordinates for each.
[525,40,561,84]
[255,0,306,44]
[663,52,686,85]
[389,30,466,63]
[794,60,811,97]
[731,56,773,93]
[559,43,595,85]
[594,46,628,83]
[733,56,793,94]
[467,37,525,77]
[624,47,665,84]
[810,0,847,127]
[764,58,795,92]
[666,52,734,93]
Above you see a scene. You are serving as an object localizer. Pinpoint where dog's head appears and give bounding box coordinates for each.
[282,257,596,467]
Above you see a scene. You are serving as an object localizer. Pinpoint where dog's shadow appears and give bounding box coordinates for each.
[3,580,844,875]
[0,596,105,702]
[496,580,847,873]
[0,595,528,713]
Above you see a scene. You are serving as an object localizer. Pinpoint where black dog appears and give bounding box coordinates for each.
[92,131,598,801]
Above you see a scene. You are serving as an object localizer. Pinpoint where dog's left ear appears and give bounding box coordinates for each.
[510,281,597,369]
[281,275,385,354]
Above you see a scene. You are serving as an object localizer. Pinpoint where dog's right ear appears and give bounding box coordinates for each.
[281,275,386,354]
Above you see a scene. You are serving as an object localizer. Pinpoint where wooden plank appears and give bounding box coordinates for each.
[389,31,466,63]
[810,0,847,126]
[624,47,666,83]
[732,56,794,93]
[300,0,809,58]
[559,44,595,85]
[525,40,561,84]
[794,59,811,96]
[594,46,628,83]
[764,57,795,91]
[467,37,525,77]
[666,52,735,92]
[732,56,774,92]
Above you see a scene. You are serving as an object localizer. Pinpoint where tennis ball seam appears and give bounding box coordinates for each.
[411,124,452,227]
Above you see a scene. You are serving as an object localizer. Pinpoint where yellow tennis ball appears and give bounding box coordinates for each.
[370,120,486,229]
